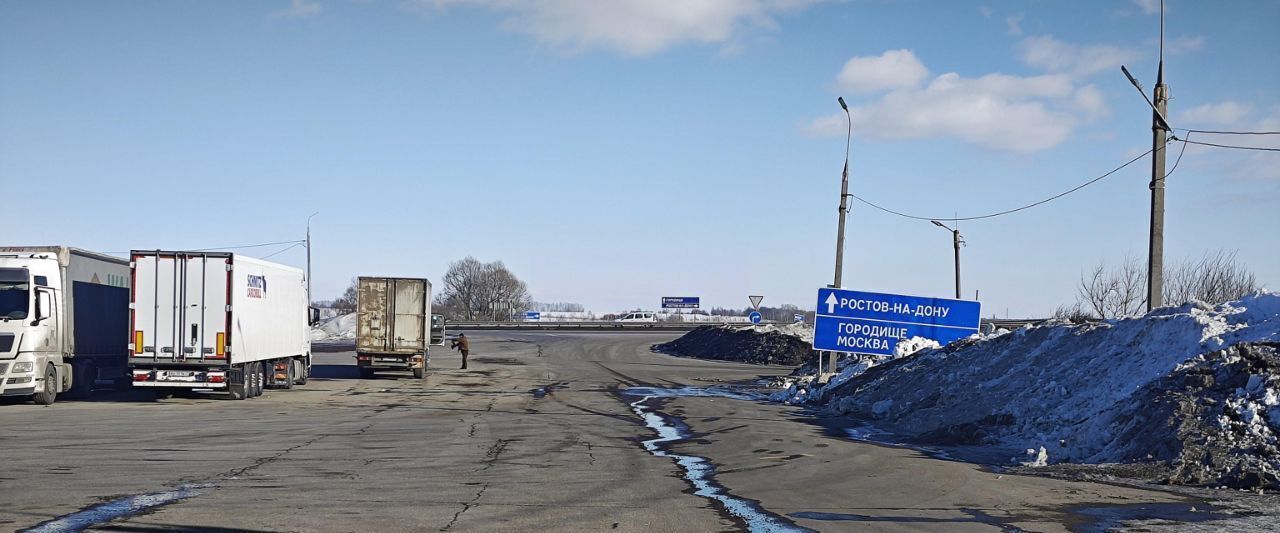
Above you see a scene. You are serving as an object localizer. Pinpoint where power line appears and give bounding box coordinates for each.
[849,147,1155,222]
[1180,128,1280,136]
[106,239,306,255]
[261,241,306,259]
[1174,137,1280,152]
[1164,132,1189,178]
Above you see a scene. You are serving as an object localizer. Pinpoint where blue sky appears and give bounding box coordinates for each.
[2,0,1277,317]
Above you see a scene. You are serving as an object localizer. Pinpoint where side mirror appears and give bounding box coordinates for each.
[33,290,51,326]
[309,307,321,326]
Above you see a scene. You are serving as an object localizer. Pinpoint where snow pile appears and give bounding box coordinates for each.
[311,313,357,342]
[810,292,1280,489]
[771,337,941,404]
[655,324,814,366]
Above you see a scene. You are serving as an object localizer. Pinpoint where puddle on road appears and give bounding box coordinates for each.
[1069,502,1229,533]
[621,389,811,533]
[21,484,213,533]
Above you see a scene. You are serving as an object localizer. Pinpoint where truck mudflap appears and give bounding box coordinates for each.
[131,368,228,388]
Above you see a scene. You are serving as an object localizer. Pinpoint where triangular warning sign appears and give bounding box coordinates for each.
[749,295,764,309]
[91,273,101,284]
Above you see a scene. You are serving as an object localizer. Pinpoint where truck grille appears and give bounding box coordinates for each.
[0,333,13,353]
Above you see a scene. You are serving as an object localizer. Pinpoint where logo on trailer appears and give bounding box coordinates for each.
[247,275,267,298]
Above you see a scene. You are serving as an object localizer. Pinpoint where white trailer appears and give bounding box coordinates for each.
[129,251,311,399]
[355,276,433,378]
[0,246,131,404]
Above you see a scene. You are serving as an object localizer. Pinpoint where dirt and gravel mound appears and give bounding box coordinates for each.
[654,325,815,366]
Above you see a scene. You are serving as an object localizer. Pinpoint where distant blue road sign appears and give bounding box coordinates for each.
[794,313,805,323]
[662,297,701,309]
[813,288,981,356]
[524,311,541,321]
[748,311,763,324]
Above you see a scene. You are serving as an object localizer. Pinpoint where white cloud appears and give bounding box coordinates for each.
[407,0,821,56]
[834,49,929,94]
[1165,34,1206,55]
[1132,0,1160,15]
[1178,101,1253,127]
[272,0,322,19]
[808,70,1108,152]
[978,6,992,18]
[1017,35,1140,76]
[1005,14,1023,36]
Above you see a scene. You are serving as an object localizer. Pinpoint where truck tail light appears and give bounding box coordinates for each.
[208,372,226,383]
[214,333,226,358]
[132,370,152,382]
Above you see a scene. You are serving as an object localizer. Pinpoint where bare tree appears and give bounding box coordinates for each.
[1078,256,1147,318]
[330,278,358,313]
[435,257,531,320]
[1164,250,1259,306]
[1075,250,1259,318]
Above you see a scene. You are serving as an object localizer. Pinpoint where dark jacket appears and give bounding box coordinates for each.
[453,336,470,351]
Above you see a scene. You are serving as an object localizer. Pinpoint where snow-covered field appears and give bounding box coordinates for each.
[768,292,1280,489]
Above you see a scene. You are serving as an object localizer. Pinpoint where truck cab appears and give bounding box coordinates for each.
[0,258,63,403]
[0,247,130,404]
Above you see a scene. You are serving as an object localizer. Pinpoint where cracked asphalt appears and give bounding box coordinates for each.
[0,332,1230,532]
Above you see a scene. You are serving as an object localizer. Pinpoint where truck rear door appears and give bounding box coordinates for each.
[392,279,425,352]
[132,253,230,364]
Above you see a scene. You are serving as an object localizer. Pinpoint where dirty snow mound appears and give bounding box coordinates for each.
[812,292,1280,490]
[311,313,356,341]
[655,324,814,366]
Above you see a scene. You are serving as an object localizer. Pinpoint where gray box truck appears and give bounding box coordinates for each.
[355,276,434,378]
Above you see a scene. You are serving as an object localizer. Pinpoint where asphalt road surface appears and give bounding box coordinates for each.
[0,332,1248,532]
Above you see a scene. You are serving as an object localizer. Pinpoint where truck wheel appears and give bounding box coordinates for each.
[281,360,295,390]
[66,361,95,400]
[33,365,57,405]
[293,358,308,386]
[413,367,426,379]
[250,363,264,397]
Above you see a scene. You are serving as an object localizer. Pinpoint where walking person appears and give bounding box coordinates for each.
[451,333,471,370]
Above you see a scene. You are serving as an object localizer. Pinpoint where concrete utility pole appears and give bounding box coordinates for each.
[833,97,852,288]
[931,220,963,299]
[306,212,319,305]
[1145,1,1169,312]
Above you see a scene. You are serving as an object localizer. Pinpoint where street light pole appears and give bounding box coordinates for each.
[306,212,319,306]
[1146,2,1168,312]
[931,220,964,299]
[833,97,852,289]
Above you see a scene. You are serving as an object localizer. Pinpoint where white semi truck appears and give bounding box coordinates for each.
[128,251,311,399]
[0,246,132,404]
[355,276,437,378]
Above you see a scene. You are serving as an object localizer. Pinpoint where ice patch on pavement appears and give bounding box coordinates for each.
[622,390,811,532]
[21,484,213,533]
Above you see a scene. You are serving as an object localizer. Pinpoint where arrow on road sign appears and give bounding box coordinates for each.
[825,292,838,314]
[749,295,764,309]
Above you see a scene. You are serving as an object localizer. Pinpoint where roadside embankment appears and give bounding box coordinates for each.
[653,323,816,366]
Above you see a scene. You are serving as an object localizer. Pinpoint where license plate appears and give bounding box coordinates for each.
[377,357,403,363]
[163,371,196,381]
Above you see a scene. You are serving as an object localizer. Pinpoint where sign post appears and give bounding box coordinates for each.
[812,288,981,356]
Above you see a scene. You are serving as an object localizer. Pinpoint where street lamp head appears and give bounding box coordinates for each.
[837,97,848,111]
[931,220,944,227]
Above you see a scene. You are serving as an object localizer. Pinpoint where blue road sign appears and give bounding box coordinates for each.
[748,311,763,324]
[662,297,701,309]
[813,288,981,356]
[524,311,541,321]
[794,313,805,324]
